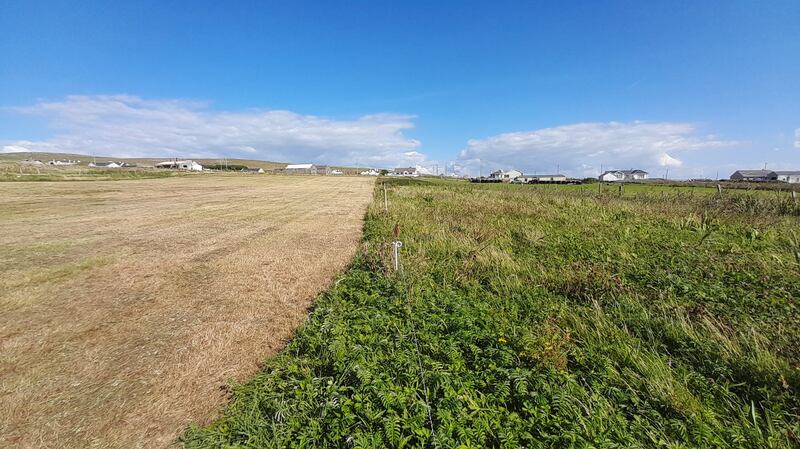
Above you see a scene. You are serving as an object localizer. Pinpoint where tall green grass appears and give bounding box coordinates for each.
[184,180,799,448]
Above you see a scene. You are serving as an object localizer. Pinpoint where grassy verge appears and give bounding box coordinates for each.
[184,179,800,448]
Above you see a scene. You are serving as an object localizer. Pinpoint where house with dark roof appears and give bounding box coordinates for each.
[730,170,777,182]
[599,169,648,182]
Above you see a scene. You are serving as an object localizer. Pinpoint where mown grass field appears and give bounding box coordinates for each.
[0,175,374,448]
[186,179,800,448]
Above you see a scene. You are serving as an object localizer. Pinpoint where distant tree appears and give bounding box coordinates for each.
[380,169,389,175]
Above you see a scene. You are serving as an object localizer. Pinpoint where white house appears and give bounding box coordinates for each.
[534,174,567,182]
[488,169,522,181]
[513,174,568,183]
[155,160,203,171]
[241,167,265,173]
[360,169,381,176]
[600,169,648,182]
[390,167,419,177]
[88,161,122,168]
[48,159,79,166]
[775,171,800,183]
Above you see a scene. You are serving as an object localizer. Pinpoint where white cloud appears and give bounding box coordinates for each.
[658,152,683,167]
[458,121,735,177]
[1,95,425,167]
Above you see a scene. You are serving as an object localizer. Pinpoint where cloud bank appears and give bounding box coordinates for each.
[458,121,735,177]
[1,95,424,166]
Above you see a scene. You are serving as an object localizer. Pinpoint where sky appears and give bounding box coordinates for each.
[1,0,799,178]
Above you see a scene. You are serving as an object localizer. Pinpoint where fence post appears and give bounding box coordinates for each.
[383,184,388,212]
[792,190,797,205]
[717,184,722,195]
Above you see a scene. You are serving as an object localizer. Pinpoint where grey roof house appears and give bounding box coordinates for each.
[729,170,777,181]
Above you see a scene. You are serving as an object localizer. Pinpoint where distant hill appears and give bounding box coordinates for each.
[0,152,288,170]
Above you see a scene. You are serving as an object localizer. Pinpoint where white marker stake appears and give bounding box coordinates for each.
[392,240,403,272]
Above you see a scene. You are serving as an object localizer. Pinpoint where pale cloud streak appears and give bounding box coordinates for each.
[795,128,799,148]
[2,95,425,166]
[458,121,736,177]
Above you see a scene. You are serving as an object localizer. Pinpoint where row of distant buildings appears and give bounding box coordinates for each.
[474,167,800,184]
[29,158,800,183]
[473,169,650,184]
[282,164,343,175]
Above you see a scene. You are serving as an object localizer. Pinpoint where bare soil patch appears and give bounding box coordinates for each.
[0,175,375,448]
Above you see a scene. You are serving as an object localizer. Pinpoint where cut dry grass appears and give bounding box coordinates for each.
[0,175,375,448]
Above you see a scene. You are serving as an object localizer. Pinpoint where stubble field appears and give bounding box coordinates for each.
[0,175,375,448]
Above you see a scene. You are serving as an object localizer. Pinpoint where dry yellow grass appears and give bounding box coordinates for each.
[0,175,375,448]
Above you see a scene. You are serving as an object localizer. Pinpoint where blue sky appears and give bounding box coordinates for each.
[1,0,798,177]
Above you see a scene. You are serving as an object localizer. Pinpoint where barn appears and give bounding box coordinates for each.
[730,170,777,182]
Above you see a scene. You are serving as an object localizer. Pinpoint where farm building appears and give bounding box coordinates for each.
[775,171,800,183]
[155,160,203,171]
[360,169,381,176]
[390,167,419,177]
[600,169,648,182]
[513,174,569,184]
[534,174,567,182]
[284,163,316,173]
[48,159,79,166]
[488,169,522,181]
[88,161,122,168]
[241,167,265,173]
[729,170,777,182]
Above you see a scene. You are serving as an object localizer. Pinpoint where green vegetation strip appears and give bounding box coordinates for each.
[185,179,800,448]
